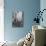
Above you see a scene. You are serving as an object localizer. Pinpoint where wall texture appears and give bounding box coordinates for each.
[4,0,40,42]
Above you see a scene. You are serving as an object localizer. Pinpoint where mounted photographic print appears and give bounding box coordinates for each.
[12,10,24,27]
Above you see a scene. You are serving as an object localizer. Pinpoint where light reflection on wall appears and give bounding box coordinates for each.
[0,0,4,42]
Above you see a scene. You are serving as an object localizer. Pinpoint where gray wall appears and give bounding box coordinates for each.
[4,0,40,42]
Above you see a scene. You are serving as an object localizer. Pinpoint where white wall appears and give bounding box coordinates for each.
[0,0,4,42]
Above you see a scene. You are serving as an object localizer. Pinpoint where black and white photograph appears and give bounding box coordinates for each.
[12,10,24,27]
